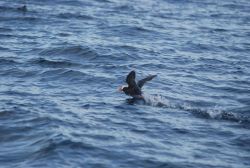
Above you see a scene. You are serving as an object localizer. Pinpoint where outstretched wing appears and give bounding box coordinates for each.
[126,70,137,88]
[137,75,157,88]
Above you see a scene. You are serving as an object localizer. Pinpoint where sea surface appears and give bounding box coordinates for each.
[0,0,250,167]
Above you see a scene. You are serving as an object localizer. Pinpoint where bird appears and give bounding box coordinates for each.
[118,70,157,99]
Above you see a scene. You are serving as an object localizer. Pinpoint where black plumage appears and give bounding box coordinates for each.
[121,71,157,98]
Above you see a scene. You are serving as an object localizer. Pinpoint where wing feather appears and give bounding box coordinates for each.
[126,70,137,88]
[137,75,157,88]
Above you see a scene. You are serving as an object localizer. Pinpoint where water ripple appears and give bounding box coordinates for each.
[0,0,249,167]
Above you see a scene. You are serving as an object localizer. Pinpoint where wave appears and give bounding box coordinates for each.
[38,45,132,63]
[0,126,102,164]
[0,27,12,32]
[31,58,80,68]
[1,46,11,51]
[22,134,108,167]
[0,5,21,12]
[113,4,135,12]
[0,68,38,78]
[40,69,87,80]
[141,94,250,124]
[1,132,106,163]
[0,16,40,22]
[57,13,93,20]
[2,90,39,97]
[0,58,18,65]
[39,68,113,83]
[222,3,250,11]
[39,45,98,59]
[94,0,112,3]
[108,24,157,37]
[0,33,13,38]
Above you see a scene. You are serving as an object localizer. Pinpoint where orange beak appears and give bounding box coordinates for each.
[118,86,123,92]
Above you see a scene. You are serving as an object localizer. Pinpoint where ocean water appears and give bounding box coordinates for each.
[0,0,250,167]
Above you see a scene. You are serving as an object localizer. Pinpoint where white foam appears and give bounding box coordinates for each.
[207,106,223,119]
[143,93,171,107]
[142,94,240,122]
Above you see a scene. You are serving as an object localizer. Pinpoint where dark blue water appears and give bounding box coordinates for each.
[0,0,250,167]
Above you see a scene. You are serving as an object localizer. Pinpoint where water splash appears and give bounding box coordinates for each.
[142,94,248,123]
[143,93,169,107]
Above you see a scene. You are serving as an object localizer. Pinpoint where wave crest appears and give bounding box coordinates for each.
[31,58,80,68]
[39,45,98,59]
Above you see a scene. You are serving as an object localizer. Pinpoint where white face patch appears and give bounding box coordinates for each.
[118,85,127,92]
[121,85,127,90]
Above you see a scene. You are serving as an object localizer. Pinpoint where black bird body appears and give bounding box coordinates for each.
[120,71,157,98]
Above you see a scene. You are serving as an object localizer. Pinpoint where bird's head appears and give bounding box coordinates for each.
[118,85,127,92]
